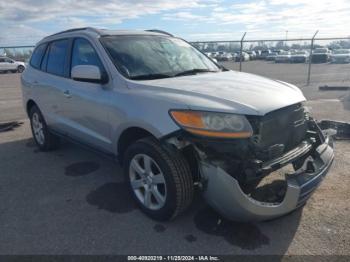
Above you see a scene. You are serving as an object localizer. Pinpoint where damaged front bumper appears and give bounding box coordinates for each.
[199,130,334,222]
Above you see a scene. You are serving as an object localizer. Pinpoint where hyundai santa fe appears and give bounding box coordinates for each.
[21,27,334,221]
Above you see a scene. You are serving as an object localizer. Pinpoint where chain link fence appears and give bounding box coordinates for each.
[0,46,35,63]
[1,33,350,88]
[192,33,350,87]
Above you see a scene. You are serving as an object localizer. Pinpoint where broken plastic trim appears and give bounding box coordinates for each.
[318,120,350,140]
[199,136,334,221]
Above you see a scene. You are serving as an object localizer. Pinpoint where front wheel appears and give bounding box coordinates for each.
[124,137,194,221]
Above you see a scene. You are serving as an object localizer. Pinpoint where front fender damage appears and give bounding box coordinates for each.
[163,119,335,222]
[199,136,333,221]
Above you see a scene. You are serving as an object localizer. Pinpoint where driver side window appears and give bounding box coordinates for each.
[71,38,105,75]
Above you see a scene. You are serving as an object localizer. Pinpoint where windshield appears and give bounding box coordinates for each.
[333,49,350,54]
[279,51,290,55]
[101,35,219,79]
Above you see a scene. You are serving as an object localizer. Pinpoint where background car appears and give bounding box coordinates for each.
[265,52,278,61]
[254,50,262,59]
[259,49,272,60]
[330,49,350,63]
[245,50,257,60]
[0,56,26,73]
[291,50,309,63]
[275,51,292,63]
[217,52,233,61]
[234,51,250,62]
[311,48,331,63]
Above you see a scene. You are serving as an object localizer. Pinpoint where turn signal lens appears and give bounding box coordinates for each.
[170,110,253,138]
[170,111,205,129]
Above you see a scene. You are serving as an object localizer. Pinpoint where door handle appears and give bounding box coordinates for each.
[63,90,72,98]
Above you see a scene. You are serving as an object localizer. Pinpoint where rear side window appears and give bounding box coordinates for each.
[71,38,104,73]
[30,43,47,69]
[47,39,69,77]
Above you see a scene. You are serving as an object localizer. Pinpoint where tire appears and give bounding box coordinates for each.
[123,137,194,221]
[29,105,60,151]
[17,65,25,73]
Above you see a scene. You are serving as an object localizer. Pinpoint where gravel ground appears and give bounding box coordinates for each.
[0,66,349,255]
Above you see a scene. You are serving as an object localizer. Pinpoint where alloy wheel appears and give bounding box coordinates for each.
[129,154,167,210]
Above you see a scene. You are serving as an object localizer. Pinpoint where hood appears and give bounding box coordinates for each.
[132,71,305,116]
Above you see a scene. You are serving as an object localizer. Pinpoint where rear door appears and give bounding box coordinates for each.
[37,39,73,133]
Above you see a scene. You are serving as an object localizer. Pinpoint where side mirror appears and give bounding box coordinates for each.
[71,65,107,84]
[212,58,218,63]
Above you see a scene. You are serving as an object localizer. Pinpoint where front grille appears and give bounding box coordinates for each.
[252,103,307,160]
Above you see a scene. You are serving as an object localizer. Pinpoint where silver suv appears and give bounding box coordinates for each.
[0,56,26,73]
[22,27,334,221]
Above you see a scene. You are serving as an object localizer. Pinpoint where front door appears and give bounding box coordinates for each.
[62,38,112,152]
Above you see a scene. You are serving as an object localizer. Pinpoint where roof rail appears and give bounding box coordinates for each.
[145,29,173,37]
[48,27,101,37]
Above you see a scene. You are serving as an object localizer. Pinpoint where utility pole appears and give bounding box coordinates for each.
[307,30,319,85]
[239,32,246,72]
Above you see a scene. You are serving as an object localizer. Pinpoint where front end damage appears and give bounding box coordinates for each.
[165,103,335,221]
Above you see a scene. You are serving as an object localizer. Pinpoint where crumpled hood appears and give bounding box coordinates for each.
[133,70,306,116]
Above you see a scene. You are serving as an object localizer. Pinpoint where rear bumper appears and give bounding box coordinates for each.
[200,135,334,221]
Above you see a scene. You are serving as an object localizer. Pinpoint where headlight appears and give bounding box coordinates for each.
[170,110,253,138]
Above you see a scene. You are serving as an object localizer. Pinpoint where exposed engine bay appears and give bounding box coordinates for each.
[164,103,335,221]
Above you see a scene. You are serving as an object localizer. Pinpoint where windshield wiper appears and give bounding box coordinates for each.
[130,73,173,80]
[174,69,218,77]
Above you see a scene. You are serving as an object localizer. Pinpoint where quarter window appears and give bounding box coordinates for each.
[47,39,69,77]
[30,43,47,69]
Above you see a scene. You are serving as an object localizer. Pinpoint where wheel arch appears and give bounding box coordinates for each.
[26,99,37,117]
[117,126,157,163]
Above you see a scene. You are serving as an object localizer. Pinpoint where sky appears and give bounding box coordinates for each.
[0,0,349,46]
